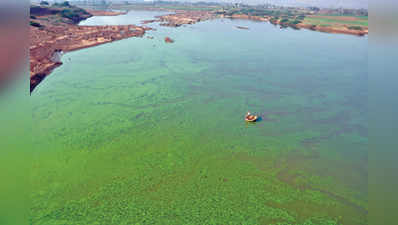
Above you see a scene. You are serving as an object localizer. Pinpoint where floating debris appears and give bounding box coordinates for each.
[236,26,249,30]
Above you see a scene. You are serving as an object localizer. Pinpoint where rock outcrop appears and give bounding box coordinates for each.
[157,11,215,27]
[30,6,150,93]
[164,37,174,43]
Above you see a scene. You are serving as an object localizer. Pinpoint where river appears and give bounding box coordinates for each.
[31,10,368,225]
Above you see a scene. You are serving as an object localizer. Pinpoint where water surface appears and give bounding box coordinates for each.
[32,11,368,225]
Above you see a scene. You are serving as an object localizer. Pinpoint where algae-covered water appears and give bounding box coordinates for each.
[31,11,368,225]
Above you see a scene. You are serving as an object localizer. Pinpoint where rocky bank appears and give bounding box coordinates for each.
[30,5,149,93]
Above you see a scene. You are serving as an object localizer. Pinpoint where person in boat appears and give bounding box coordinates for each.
[245,111,257,122]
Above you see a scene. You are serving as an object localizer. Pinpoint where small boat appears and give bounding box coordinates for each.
[245,112,258,122]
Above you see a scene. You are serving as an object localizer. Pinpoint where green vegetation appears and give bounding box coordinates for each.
[304,16,368,27]
[59,7,91,23]
[348,26,363,30]
[290,20,302,25]
[224,8,299,18]
[280,18,289,23]
[30,4,91,24]
[53,1,71,8]
[219,7,309,29]
[354,16,369,20]
[40,1,49,6]
[29,5,368,224]
[37,17,50,22]
[319,14,368,18]
[30,21,43,28]
[30,18,368,224]
[108,1,368,31]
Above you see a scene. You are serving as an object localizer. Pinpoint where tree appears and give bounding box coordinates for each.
[348,26,363,30]
[280,18,289,23]
[40,1,49,6]
[30,21,43,28]
[54,1,71,8]
[61,1,71,7]
[290,20,301,25]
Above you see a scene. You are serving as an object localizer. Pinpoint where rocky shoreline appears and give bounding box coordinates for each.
[30,4,367,93]
[158,11,216,27]
[222,14,368,36]
[139,11,216,27]
[30,6,149,93]
[137,9,367,36]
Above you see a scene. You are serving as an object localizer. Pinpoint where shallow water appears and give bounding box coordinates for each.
[31,11,368,225]
[80,10,170,26]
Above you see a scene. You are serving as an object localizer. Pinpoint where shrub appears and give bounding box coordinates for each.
[54,1,71,8]
[280,18,289,23]
[30,21,43,28]
[59,8,90,23]
[60,9,79,21]
[348,26,363,30]
[290,20,301,25]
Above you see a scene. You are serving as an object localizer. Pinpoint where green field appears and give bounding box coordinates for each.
[304,15,368,27]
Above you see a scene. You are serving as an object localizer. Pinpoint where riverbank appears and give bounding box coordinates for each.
[139,11,215,27]
[157,11,216,27]
[223,14,368,36]
[30,4,368,93]
[30,5,149,93]
[86,10,127,16]
[138,10,367,36]
[110,3,368,36]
